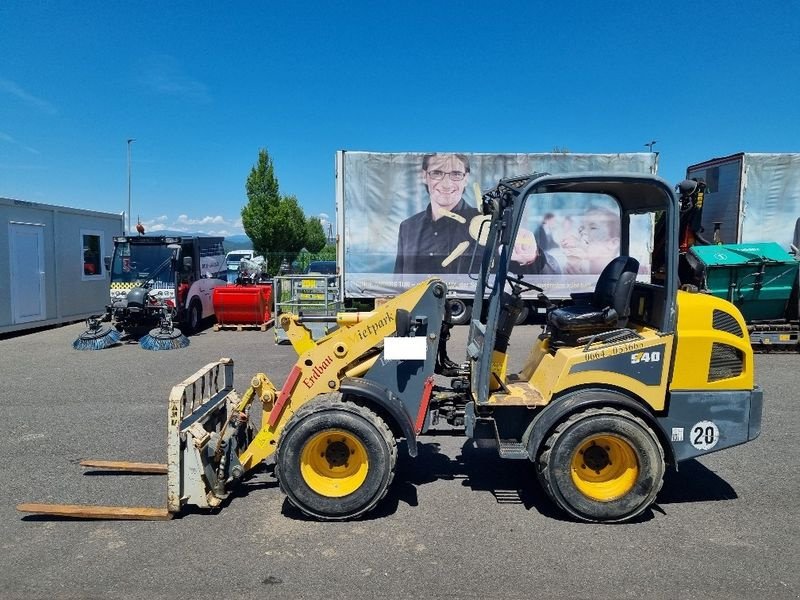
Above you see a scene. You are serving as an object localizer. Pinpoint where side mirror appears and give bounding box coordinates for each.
[103,256,112,270]
[183,257,193,271]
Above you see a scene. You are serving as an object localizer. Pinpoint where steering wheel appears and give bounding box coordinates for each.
[508,273,543,294]
[508,273,554,308]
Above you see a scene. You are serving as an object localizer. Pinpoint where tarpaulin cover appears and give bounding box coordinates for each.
[687,153,800,251]
[338,152,658,299]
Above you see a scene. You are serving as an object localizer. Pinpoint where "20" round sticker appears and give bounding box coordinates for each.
[690,420,719,451]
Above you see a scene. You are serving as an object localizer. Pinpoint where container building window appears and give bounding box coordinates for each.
[81,230,104,280]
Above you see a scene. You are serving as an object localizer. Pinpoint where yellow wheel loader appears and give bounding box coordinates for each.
[19,173,763,523]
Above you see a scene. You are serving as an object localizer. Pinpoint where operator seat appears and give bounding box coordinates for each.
[547,256,639,346]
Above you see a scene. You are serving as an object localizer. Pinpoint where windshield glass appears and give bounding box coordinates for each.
[510,192,622,279]
[111,242,176,285]
[226,251,252,265]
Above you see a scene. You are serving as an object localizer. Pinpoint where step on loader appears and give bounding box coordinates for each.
[19,173,763,523]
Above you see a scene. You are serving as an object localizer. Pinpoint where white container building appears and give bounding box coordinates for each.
[1,197,124,335]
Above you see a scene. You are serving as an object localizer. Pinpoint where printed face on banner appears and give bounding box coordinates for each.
[422,155,470,213]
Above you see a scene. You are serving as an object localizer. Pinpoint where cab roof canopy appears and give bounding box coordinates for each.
[524,172,676,214]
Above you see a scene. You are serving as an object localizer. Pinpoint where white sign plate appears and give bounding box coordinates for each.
[384,337,427,361]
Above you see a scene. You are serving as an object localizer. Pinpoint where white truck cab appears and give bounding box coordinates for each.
[225,250,255,283]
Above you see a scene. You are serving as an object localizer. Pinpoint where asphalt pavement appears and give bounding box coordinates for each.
[2,320,799,599]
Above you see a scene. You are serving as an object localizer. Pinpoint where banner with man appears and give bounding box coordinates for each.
[336,151,657,299]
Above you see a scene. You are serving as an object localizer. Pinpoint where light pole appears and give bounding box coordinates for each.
[127,138,136,234]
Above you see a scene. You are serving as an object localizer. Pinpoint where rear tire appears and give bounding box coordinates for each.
[447,298,472,325]
[514,304,530,325]
[276,396,397,520]
[537,406,665,522]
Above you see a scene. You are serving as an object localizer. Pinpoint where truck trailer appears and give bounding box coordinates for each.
[683,154,800,351]
[335,151,658,324]
[685,153,800,249]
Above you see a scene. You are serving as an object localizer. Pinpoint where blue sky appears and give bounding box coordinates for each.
[2,1,798,238]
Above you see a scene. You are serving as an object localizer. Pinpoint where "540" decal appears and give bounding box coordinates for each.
[631,351,661,364]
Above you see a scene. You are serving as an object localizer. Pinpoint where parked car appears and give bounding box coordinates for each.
[304,260,337,275]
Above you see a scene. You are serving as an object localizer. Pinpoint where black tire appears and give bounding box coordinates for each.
[275,395,397,520]
[514,304,530,325]
[447,298,472,326]
[184,299,202,334]
[537,406,665,523]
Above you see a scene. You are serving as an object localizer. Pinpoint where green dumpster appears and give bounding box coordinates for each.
[686,242,799,322]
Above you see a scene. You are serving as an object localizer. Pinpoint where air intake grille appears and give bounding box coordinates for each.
[708,343,744,382]
[713,309,744,338]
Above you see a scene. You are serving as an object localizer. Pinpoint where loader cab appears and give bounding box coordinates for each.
[468,173,678,404]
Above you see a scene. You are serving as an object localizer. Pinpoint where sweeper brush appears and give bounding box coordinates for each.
[139,315,190,351]
[72,316,121,351]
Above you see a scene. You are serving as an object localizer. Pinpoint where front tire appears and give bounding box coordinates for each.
[184,299,202,334]
[276,396,397,520]
[537,406,665,523]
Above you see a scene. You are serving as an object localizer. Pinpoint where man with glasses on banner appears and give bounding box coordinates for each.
[394,153,481,274]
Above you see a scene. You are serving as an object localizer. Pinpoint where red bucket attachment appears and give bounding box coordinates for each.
[213,284,272,326]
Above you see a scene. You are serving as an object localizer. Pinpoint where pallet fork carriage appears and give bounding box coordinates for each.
[19,359,246,520]
[19,172,763,523]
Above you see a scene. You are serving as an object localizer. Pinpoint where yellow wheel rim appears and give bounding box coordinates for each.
[570,435,638,502]
[300,429,369,498]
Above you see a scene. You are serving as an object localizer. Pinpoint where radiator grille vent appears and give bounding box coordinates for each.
[708,343,744,382]
[713,309,744,338]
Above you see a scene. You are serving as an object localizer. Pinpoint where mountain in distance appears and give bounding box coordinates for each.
[132,229,252,251]
[225,234,252,244]
[223,235,253,252]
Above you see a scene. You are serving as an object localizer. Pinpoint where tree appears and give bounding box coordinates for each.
[304,217,327,253]
[272,195,307,268]
[242,149,280,256]
[241,149,307,274]
[318,242,336,260]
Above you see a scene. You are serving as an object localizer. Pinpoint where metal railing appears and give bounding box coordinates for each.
[273,274,341,343]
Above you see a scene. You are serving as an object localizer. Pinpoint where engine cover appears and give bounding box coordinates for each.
[126,287,149,310]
